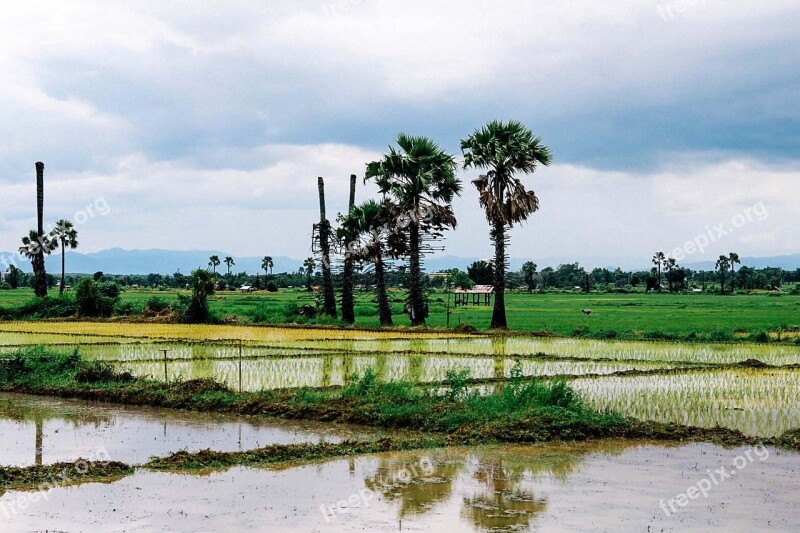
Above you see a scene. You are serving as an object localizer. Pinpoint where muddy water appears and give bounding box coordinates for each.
[2,441,798,531]
[0,393,399,468]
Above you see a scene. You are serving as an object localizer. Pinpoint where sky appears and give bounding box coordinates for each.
[0,0,798,268]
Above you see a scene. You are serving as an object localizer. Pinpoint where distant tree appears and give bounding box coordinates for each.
[630,274,641,287]
[462,120,551,328]
[262,256,273,278]
[467,260,495,285]
[715,255,731,294]
[208,255,220,277]
[521,261,538,292]
[6,265,22,289]
[49,219,78,295]
[224,256,235,278]
[303,257,315,292]
[19,230,56,297]
[729,252,740,292]
[652,252,665,290]
[366,134,461,326]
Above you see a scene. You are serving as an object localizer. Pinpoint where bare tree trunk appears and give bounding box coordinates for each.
[341,174,357,324]
[374,252,393,326]
[491,220,508,329]
[34,162,48,297]
[407,217,425,326]
[318,177,337,318]
[60,242,65,295]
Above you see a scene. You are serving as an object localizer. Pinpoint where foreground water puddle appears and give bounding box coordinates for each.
[0,393,401,468]
[2,441,798,531]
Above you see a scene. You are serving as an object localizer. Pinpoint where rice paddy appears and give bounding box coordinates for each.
[1,321,798,438]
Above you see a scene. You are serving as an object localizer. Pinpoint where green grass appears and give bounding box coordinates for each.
[1,287,798,341]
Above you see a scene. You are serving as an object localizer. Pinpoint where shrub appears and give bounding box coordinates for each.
[265,282,278,292]
[113,301,139,316]
[0,282,11,290]
[753,331,770,343]
[144,296,172,315]
[75,361,134,383]
[179,269,215,323]
[444,367,470,401]
[75,279,117,318]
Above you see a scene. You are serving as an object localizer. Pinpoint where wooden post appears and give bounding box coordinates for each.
[161,349,169,382]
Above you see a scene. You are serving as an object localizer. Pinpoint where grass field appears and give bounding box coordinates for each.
[3,287,798,341]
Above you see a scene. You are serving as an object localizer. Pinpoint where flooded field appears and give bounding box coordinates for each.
[573,368,800,437]
[0,394,402,468]
[2,441,797,531]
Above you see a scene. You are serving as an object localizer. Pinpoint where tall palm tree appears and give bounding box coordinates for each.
[262,256,273,278]
[462,120,551,329]
[49,219,78,295]
[208,255,220,277]
[366,134,461,326]
[729,252,740,293]
[715,255,730,294]
[338,200,402,326]
[303,257,315,292]
[224,256,235,278]
[316,177,337,318]
[652,251,666,290]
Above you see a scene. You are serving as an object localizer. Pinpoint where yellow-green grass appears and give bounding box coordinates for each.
[1,288,798,340]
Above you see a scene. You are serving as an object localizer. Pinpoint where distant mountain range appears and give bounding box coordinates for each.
[3,248,799,275]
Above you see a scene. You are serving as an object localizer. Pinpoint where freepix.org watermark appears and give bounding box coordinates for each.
[320,456,435,521]
[0,447,112,520]
[660,444,769,517]
[0,196,111,271]
[667,201,768,262]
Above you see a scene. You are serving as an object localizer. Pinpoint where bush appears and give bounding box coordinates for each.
[75,279,117,318]
[144,296,172,315]
[265,282,278,292]
[0,282,11,290]
[179,269,215,323]
[113,301,139,316]
[753,331,770,343]
[12,296,76,319]
[75,361,134,383]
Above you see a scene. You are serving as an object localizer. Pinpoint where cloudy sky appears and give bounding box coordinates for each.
[1,0,798,268]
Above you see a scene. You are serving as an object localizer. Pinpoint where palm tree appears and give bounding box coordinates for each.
[20,230,56,296]
[49,219,78,295]
[262,256,274,278]
[316,177,337,318]
[338,200,401,326]
[462,120,551,329]
[664,257,677,292]
[208,255,220,277]
[652,252,666,290]
[522,261,538,293]
[366,134,461,326]
[729,252,740,293]
[303,257,315,292]
[31,162,49,297]
[224,256,235,278]
[715,255,730,294]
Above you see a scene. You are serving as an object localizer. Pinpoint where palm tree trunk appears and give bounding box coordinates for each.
[340,175,357,324]
[407,217,425,326]
[60,242,65,295]
[491,220,508,329]
[374,253,392,326]
[34,162,47,298]
[730,265,736,293]
[317,177,337,318]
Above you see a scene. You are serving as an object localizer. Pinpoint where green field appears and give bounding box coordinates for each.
[3,287,798,341]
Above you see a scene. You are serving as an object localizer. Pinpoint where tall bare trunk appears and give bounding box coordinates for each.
[318,177,337,318]
[341,174,357,324]
[60,242,65,295]
[491,220,508,329]
[33,162,48,298]
[374,252,392,326]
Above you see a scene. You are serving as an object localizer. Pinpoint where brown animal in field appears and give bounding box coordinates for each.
[582,309,592,315]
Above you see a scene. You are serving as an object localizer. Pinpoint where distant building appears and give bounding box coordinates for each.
[454,285,494,306]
